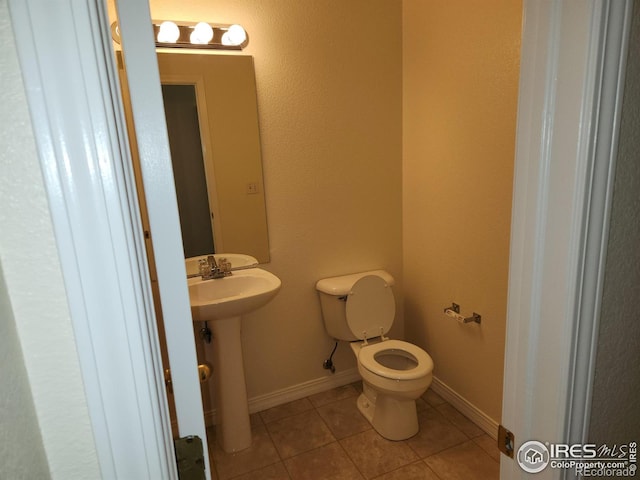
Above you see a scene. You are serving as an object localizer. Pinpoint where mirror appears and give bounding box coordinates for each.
[158,53,269,263]
[118,51,270,264]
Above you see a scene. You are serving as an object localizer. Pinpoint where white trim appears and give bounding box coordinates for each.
[564,0,632,446]
[430,377,499,440]
[501,1,631,478]
[248,369,362,414]
[8,0,177,478]
[200,368,361,426]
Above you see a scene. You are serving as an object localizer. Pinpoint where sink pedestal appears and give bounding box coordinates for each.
[210,315,251,452]
[188,267,281,452]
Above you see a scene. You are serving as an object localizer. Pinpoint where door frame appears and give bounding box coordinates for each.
[8,0,210,478]
[7,0,632,478]
[158,72,225,255]
[501,1,632,478]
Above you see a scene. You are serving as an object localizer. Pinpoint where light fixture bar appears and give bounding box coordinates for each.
[111,21,248,50]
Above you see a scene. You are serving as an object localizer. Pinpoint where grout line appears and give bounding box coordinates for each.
[336,436,366,480]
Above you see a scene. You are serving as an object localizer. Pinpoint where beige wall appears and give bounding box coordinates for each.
[0,1,100,477]
[112,0,404,401]
[402,0,521,421]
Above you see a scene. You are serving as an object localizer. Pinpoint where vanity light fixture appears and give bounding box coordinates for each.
[111,20,248,50]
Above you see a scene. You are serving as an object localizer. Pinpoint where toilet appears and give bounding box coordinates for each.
[316,270,434,440]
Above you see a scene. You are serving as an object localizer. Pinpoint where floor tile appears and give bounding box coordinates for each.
[266,409,336,458]
[472,434,501,462]
[231,462,291,480]
[250,412,265,428]
[371,461,440,480]
[340,429,419,479]
[316,397,371,439]
[284,442,364,480]
[211,424,281,480]
[435,403,484,438]
[260,398,315,424]
[421,389,446,407]
[415,397,429,413]
[308,384,360,407]
[209,461,219,480]
[424,440,499,480]
[405,407,469,458]
[208,385,499,480]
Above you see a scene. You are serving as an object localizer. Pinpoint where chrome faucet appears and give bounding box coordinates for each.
[199,255,232,280]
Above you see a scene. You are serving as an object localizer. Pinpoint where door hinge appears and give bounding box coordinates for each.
[498,424,515,458]
[174,435,205,480]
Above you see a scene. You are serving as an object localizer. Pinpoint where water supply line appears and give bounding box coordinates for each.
[323,341,338,374]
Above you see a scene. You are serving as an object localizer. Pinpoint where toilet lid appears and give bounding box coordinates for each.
[346,275,395,340]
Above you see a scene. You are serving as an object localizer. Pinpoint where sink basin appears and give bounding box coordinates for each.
[188,267,281,321]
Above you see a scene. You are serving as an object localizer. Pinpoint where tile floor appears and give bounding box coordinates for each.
[207,383,500,480]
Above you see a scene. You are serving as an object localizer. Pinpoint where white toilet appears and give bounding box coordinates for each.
[316,270,434,440]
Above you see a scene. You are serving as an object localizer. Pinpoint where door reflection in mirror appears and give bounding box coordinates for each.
[162,84,215,257]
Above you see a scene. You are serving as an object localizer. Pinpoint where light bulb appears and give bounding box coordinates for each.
[190,22,214,45]
[222,24,246,46]
[157,21,180,43]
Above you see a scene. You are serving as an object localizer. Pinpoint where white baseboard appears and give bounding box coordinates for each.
[203,368,361,427]
[430,376,499,440]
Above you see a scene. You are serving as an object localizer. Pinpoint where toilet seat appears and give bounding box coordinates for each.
[358,339,433,381]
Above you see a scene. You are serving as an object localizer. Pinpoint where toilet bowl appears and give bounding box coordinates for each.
[351,339,433,440]
[316,270,434,440]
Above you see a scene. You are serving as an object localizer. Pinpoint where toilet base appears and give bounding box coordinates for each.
[356,389,419,441]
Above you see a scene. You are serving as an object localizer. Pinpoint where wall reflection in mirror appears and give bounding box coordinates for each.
[158,53,270,263]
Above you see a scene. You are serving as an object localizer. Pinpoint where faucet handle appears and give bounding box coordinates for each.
[218,257,232,273]
[198,259,210,276]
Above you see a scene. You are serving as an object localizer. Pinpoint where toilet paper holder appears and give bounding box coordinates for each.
[444,303,482,324]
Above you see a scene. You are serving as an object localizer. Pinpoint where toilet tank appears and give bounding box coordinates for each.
[315,270,395,341]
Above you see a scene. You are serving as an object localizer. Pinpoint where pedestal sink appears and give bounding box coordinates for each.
[188,267,281,453]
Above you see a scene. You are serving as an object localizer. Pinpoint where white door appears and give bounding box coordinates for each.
[114,0,212,477]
